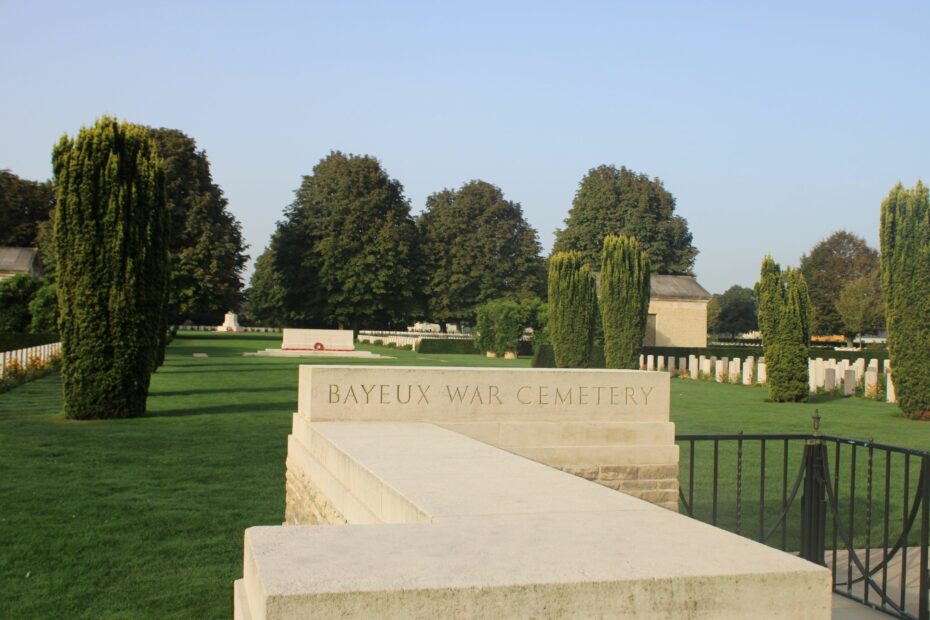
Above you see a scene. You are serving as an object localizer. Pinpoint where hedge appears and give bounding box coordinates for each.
[0,333,58,353]
[415,339,478,355]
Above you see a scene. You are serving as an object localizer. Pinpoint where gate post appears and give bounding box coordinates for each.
[800,414,827,566]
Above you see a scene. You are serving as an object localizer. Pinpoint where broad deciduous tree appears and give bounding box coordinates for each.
[835,270,883,348]
[799,230,879,336]
[880,182,930,419]
[272,151,419,329]
[707,285,758,336]
[553,165,696,274]
[53,116,169,419]
[0,170,54,247]
[417,180,545,326]
[148,128,248,323]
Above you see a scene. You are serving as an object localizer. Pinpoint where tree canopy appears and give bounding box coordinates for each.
[148,128,248,323]
[835,270,884,347]
[416,180,546,325]
[0,170,54,247]
[799,230,879,336]
[271,151,420,329]
[707,285,758,336]
[553,165,697,274]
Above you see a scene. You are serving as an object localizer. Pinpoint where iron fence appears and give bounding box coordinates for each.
[677,422,929,619]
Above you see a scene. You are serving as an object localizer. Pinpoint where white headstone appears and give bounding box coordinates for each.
[742,357,754,385]
[731,358,741,384]
[700,358,711,378]
[715,360,725,383]
[757,360,767,385]
[823,368,836,392]
[865,368,879,399]
[657,356,665,371]
[646,355,655,371]
[667,357,676,372]
[843,369,857,396]
[887,370,896,403]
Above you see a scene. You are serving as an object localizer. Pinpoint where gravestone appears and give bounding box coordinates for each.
[887,369,896,403]
[646,355,655,371]
[843,369,857,396]
[657,356,665,371]
[714,360,725,383]
[742,357,754,385]
[823,368,835,392]
[757,359,767,385]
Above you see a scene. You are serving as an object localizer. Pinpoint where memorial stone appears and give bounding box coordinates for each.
[843,369,856,396]
[887,370,896,403]
[657,356,665,371]
[647,355,655,371]
[742,357,754,385]
[714,360,725,383]
[823,368,835,392]
[757,360,767,385]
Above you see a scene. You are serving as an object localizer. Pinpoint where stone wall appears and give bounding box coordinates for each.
[284,457,346,526]
[564,463,679,511]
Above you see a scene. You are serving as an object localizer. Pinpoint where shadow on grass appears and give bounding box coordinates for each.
[150,386,292,398]
[161,365,295,374]
[807,393,860,404]
[147,400,294,418]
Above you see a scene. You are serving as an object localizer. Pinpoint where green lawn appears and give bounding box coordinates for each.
[0,333,927,618]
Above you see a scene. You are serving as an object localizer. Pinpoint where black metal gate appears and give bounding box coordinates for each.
[677,421,929,619]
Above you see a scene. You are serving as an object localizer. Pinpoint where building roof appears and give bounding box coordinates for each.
[649,275,711,301]
[594,272,711,301]
[0,247,40,274]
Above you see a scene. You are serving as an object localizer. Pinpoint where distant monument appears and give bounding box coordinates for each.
[249,328,384,358]
[216,312,242,332]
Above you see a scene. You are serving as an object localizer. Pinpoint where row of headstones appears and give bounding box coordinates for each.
[0,342,62,378]
[356,333,420,348]
[637,354,896,403]
[177,325,282,333]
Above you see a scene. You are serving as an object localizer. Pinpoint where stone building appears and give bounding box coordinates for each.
[645,275,711,348]
[596,273,710,348]
[0,247,43,281]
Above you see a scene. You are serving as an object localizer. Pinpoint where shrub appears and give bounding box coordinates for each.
[881,182,930,418]
[400,344,413,351]
[599,235,650,369]
[372,339,384,346]
[548,252,597,368]
[28,280,58,336]
[475,299,524,356]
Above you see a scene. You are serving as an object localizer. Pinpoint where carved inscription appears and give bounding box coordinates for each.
[326,383,654,407]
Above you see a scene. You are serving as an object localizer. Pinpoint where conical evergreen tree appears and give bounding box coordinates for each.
[548,252,597,368]
[52,116,168,419]
[599,235,651,369]
[756,257,810,402]
[880,181,930,419]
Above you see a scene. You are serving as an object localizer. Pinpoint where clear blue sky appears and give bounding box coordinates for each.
[3,1,929,294]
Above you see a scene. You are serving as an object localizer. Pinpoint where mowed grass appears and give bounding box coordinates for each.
[0,332,927,618]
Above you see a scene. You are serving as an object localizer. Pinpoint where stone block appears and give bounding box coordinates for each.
[823,368,835,392]
[757,361,767,385]
[646,355,654,371]
[714,360,725,383]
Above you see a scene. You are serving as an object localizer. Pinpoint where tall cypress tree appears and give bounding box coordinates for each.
[599,235,651,369]
[756,257,810,402]
[548,252,596,368]
[880,181,930,419]
[52,116,168,419]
